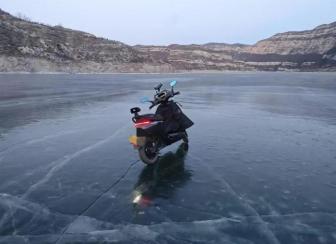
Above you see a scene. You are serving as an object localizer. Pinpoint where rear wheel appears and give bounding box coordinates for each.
[138,139,159,164]
[182,131,189,143]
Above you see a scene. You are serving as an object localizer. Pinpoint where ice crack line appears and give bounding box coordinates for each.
[189,153,280,244]
[0,129,83,161]
[22,125,128,199]
[0,124,133,237]
[55,159,139,244]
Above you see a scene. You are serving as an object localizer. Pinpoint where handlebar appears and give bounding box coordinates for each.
[149,102,155,109]
[148,90,180,109]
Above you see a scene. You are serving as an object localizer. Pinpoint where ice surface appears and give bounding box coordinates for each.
[0,73,336,243]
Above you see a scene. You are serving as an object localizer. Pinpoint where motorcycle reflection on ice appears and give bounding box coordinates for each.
[132,143,192,208]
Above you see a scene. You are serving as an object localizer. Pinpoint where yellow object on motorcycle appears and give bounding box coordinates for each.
[128,135,146,148]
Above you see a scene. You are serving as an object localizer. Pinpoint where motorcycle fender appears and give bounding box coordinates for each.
[128,135,146,148]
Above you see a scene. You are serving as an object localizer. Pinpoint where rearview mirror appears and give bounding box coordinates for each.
[154,83,163,91]
[170,80,177,87]
[140,96,150,103]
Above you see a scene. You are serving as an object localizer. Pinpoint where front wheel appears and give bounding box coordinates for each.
[138,139,159,164]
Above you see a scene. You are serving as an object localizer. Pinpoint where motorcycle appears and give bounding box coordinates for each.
[129,80,194,164]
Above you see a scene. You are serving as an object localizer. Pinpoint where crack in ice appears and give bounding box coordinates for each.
[0,209,336,241]
[22,125,127,199]
[55,159,139,244]
[0,129,84,165]
[0,125,128,237]
[189,153,281,244]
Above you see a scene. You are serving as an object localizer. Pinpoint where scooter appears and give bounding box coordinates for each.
[129,80,194,164]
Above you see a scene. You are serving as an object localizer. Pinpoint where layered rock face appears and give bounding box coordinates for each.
[0,9,151,73]
[236,22,336,70]
[1,8,335,72]
[135,44,252,71]
[135,23,336,71]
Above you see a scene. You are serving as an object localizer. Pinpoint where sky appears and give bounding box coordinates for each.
[1,0,336,46]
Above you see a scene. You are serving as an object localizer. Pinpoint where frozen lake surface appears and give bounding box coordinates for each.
[0,73,336,244]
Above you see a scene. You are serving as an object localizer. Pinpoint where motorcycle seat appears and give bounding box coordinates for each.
[137,114,158,120]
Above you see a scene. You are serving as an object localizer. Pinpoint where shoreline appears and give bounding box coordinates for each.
[1,70,336,75]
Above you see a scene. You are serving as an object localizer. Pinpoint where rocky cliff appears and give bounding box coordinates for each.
[135,23,336,71]
[236,22,336,70]
[0,9,161,73]
[1,8,335,72]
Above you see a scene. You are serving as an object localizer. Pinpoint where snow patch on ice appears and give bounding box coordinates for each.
[67,216,114,233]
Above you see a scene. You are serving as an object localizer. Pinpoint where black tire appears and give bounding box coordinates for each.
[181,142,189,152]
[138,139,159,165]
[182,131,189,143]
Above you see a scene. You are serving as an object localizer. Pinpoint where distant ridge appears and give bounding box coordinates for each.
[0,8,335,73]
